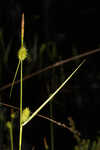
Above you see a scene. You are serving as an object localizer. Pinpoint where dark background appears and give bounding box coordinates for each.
[0,0,100,149]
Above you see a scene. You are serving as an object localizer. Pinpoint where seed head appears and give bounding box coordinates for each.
[11,112,16,119]
[18,46,27,61]
[21,107,30,123]
[6,121,12,129]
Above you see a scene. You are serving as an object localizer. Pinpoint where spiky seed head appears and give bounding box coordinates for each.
[6,121,12,129]
[21,107,30,123]
[18,46,27,61]
[11,112,16,119]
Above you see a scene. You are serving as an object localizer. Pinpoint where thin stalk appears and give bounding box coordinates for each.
[19,60,23,150]
[10,123,13,150]
[10,60,20,98]
[50,102,54,150]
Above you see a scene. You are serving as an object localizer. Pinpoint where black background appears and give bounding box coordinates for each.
[0,0,100,149]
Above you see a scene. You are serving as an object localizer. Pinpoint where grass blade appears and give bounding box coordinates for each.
[22,59,86,126]
[10,60,20,98]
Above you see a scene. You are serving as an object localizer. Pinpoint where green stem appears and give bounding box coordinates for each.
[10,60,20,98]
[10,123,13,150]
[19,61,23,150]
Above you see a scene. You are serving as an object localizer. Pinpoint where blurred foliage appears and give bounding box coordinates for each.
[68,117,100,150]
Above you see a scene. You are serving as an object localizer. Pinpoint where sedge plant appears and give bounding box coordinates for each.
[10,13,29,150]
[6,110,16,150]
[10,13,86,150]
[6,121,13,150]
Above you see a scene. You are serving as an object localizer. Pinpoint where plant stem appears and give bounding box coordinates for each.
[19,61,23,150]
[50,102,54,150]
[10,123,13,150]
[10,60,20,98]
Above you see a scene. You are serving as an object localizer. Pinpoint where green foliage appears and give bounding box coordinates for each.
[68,117,100,150]
[74,136,100,150]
